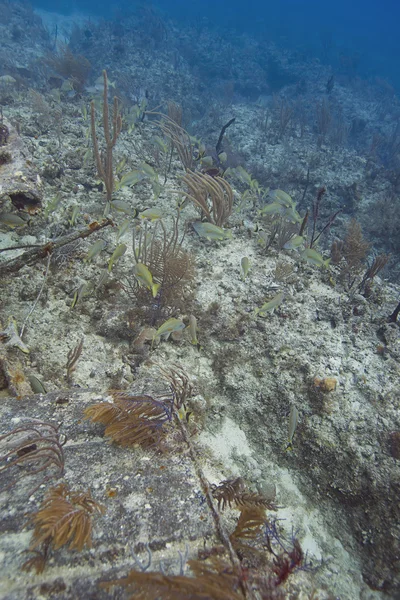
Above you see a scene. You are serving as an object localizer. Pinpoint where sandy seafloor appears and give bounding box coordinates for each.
[0,4,400,599]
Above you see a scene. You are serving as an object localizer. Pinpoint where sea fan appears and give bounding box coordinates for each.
[230,506,267,541]
[23,482,105,573]
[0,420,65,495]
[29,483,105,552]
[101,557,245,600]
[211,478,277,511]
[84,391,173,448]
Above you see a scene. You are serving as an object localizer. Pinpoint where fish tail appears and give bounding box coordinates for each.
[152,283,160,298]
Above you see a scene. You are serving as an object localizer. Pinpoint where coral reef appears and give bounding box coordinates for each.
[0,2,400,599]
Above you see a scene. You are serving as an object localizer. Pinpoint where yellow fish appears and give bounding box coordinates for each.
[133,262,160,298]
[154,318,185,340]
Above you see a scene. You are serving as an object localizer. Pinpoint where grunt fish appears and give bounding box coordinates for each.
[108,243,127,272]
[301,248,331,268]
[133,262,160,298]
[255,291,284,317]
[154,318,185,341]
[192,221,232,241]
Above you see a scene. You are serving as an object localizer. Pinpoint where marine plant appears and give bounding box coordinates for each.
[125,212,195,325]
[44,44,91,91]
[101,557,246,599]
[388,300,400,323]
[99,476,309,599]
[85,365,193,448]
[90,70,122,213]
[0,111,9,146]
[65,337,84,383]
[330,219,389,292]
[308,186,341,249]
[22,482,105,574]
[182,170,233,227]
[155,103,196,172]
[84,391,174,448]
[211,477,277,511]
[0,420,65,495]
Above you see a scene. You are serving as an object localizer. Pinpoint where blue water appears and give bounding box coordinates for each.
[27,0,400,88]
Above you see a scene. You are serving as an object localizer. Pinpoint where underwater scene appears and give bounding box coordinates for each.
[1,0,400,598]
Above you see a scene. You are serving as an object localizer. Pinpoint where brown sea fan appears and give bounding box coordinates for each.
[84,392,173,448]
[211,478,277,511]
[101,557,245,600]
[0,420,65,495]
[29,483,105,553]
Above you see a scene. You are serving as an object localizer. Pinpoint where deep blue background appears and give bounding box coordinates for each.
[24,0,400,88]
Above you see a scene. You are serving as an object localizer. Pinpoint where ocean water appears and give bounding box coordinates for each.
[1,1,400,599]
[30,0,400,88]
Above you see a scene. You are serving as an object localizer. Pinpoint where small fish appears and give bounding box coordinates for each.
[192,221,232,241]
[61,79,74,92]
[188,314,198,345]
[255,291,284,317]
[286,405,299,451]
[0,75,17,86]
[44,193,62,218]
[94,75,116,88]
[152,136,168,153]
[115,157,127,174]
[71,283,89,309]
[140,163,157,179]
[117,219,130,241]
[81,103,88,120]
[69,205,79,226]
[111,200,133,214]
[283,235,305,250]
[201,155,214,168]
[0,213,27,228]
[154,318,185,341]
[241,256,250,280]
[283,206,302,224]
[108,243,127,272]
[268,189,294,207]
[96,269,109,289]
[28,375,47,394]
[0,317,29,353]
[259,202,288,217]
[218,151,227,163]
[118,170,147,188]
[86,85,103,95]
[133,327,157,349]
[85,239,107,262]
[140,208,163,221]
[301,248,331,268]
[133,262,160,297]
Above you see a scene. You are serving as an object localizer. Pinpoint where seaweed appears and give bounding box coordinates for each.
[22,482,105,573]
[101,557,245,600]
[264,519,307,586]
[0,420,65,495]
[84,391,173,448]
[230,506,267,541]
[126,212,195,325]
[182,170,233,227]
[159,363,194,410]
[211,478,277,511]
[65,337,84,383]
